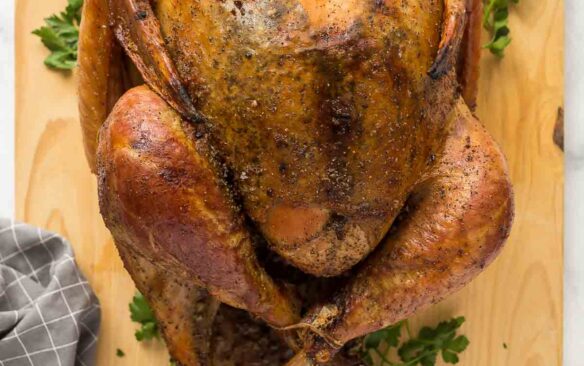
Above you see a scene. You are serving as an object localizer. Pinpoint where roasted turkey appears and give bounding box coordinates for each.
[78,0,513,364]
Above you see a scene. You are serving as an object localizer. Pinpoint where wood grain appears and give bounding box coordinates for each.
[15,0,564,364]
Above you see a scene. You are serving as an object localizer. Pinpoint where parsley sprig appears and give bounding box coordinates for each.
[129,292,160,341]
[129,293,179,365]
[482,0,519,57]
[32,0,83,70]
[360,317,469,366]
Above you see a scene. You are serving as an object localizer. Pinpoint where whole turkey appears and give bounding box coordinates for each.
[78,0,513,364]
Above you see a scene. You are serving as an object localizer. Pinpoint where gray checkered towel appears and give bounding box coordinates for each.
[0,219,101,366]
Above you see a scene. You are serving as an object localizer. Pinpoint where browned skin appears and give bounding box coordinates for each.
[458,0,483,108]
[78,0,125,172]
[97,86,298,328]
[286,99,513,364]
[117,243,220,366]
[138,0,462,277]
[430,0,466,78]
[80,0,514,364]
[109,0,204,122]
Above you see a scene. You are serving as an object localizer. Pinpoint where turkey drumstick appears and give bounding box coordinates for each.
[97,86,300,328]
[286,99,513,364]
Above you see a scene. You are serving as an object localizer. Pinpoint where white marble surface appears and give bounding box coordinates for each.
[0,1,582,364]
[0,0,15,219]
[564,1,584,364]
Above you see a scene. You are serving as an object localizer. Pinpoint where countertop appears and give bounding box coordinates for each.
[0,1,581,364]
[0,0,14,219]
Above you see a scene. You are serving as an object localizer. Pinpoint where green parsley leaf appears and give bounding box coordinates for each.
[398,338,426,363]
[441,350,459,363]
[364,321,403,350]
[128,293,170,357]
[130,292,155,323]
[447,335,470,353]
[361,321,405,365]
[129,292,160,341]
[116,348,125,357]
[360,317,469,366]
[32,0,83,70]
[482,0,519,57]
[420,353,437,366]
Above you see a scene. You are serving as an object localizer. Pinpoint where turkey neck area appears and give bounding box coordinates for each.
[154,0,456,265]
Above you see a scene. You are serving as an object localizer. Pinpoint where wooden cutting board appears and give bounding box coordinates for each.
[14,0,564,365]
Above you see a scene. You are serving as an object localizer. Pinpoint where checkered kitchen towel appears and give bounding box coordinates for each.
[0,219,101,366]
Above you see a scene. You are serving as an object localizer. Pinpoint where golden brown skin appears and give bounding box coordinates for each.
[109,0,204,122]
[78,0,125,172]
[286,99,513,364]
[146,0,463,277]
[79,0,514,364]
[97,86,298,328]
[117,243,220,366]
[458,0,483,108]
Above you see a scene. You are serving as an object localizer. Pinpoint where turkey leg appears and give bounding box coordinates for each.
[97,85,299,328]
[117,243,219,366]
[286,99,514,364]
